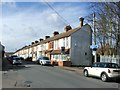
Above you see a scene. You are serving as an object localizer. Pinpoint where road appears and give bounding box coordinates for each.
[2,60,120,89]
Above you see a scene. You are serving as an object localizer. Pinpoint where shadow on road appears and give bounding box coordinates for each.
[2,57,54,71]
[2,58,36,71]
[22,60,38,65]
[88,76,120,84]
[3,65,32,71]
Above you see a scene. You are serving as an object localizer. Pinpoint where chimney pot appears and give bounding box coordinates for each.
[45,36,50,39]
[35,41,38,43]
[79,17,84,27]
[53,31,59,36]
[31,42,34,45]
[39,38,44,41]
[64,25,72,32]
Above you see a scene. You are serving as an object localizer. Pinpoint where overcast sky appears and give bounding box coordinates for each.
[1,1,93,52]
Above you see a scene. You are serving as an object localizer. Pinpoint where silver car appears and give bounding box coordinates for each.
[37,56,51,65]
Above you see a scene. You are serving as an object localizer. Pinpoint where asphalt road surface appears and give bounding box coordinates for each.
[2,60,120,89]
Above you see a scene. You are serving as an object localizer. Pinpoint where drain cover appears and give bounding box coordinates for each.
[24,81,32,87]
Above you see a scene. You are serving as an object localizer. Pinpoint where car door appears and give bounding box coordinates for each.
[88,63,98,76]
[94,63,101,77]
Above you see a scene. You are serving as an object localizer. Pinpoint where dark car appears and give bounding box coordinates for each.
[7,55,18,62]
[8,56,22,65]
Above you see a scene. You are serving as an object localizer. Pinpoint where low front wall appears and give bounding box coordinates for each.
[51,60,58,66]
[58,61,71,67]
[51,60,71,67]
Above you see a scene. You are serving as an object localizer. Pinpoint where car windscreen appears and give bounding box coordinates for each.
[106,63,119,68]
[14,58,21,60]
[11,55,18,58]
[42,57,49,60]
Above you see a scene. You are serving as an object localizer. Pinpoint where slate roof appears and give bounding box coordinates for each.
[39,27,80,44]
[28,26,81,47]
[17,24,89,50]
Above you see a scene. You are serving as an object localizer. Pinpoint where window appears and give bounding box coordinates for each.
[92,63,97,67]
[107,63,119,68]
[42,57,49,60]
[98,63,105,68]
[66,37,69,47]
[85,52,87,55]
[63,38,65,47]
[57,40,59,49]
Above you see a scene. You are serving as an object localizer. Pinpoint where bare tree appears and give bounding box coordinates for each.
[87,2,120,54]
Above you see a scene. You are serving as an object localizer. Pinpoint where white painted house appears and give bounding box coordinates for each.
[14,17,92,66]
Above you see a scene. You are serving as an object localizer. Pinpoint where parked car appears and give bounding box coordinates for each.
[7,55,18,62]
[83,62,120,82]
[37,56,51,65]
[19,57,24,60]
[9,57,22,65]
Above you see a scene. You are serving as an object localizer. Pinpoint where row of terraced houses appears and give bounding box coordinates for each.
[14,18,93,66]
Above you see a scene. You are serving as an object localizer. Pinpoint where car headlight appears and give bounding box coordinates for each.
[43,61,46,64]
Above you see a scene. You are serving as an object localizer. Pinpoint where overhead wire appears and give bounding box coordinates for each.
[43,0,75,27]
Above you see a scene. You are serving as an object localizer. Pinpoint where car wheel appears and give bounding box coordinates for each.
[101,73,108,82]
[40,61,43,65]
[37,60,40,64]
[84,70,89,77]
[38,60,41,65]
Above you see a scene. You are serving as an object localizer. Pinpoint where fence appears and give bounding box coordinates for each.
[100,55,120,66]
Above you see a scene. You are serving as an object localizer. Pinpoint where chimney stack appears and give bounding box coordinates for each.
[53,31,59,36]
[79,17,84,27]
[64,25,72,32]
[45,36,50,39]
[39,38,43,41]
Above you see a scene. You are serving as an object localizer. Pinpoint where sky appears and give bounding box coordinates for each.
[1,1,93,52]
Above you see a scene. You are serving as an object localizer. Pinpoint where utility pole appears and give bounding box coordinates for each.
[93,12,97,63]
[93,12,96,45]
[117,17,120,55]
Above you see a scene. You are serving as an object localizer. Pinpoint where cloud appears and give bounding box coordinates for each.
[47,13,58,22]
[2,9,63,51]
[1,2,16,8]
[1,2,89,52]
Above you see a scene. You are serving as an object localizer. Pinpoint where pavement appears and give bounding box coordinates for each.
[57,66,84,75]
[2,58,32,88]
[2,70,27,88]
